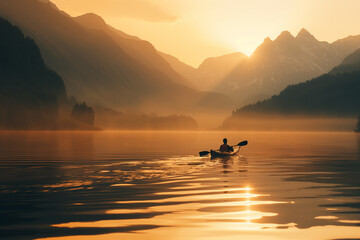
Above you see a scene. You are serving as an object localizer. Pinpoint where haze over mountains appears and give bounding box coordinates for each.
[163,29,360,107]
[222,46,360,130]
[160,52,248,91]
[330,48,360,74]
[0,0,233,116]
[74,13,194,89]
[216,29,360,106]
[0,17,66,129]
[1,0,359,130]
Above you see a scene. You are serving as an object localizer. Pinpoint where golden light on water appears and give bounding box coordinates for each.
[314,216,339,220]
[44,182,360,240]
[245,186,252,224]
[4,132,358,240]
[51,184,286,232]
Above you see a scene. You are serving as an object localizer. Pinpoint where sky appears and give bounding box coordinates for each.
[51,0,360,67]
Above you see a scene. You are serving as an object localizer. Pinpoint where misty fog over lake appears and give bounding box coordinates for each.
[1,131,359,240]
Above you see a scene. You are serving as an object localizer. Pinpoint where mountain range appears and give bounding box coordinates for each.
[74,13,194,89]
[160,52,248,91]
[1,0,360,130]
[222,46,360,129]
[217,29,360,105]
[330,48,360,75]
[163,29,360,107]
[0,0,233,115]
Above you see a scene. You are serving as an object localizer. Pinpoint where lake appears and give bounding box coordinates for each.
[0,131,359,240]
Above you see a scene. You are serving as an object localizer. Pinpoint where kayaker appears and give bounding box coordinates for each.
[220,138,234,153]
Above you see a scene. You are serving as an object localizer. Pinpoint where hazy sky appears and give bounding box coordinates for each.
[52,0,360,67]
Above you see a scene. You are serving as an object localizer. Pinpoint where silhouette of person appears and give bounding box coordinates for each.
[220,138,234,153]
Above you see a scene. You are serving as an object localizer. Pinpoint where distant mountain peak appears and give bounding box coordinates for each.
[263,37,273,43]
[198,52,247,69]
[38,0,53,5]
[296,28,317,41]
[297,28,311,36]
[203,52,247,62]
[75,13,107,29]
[78,13,105,23]
[274,31,295,45]
[251,37,273,57]
[257,37,273,48]
[277,30,294,39]
[37,0,68,16]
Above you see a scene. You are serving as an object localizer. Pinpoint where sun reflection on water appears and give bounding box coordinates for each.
[50,182,289,233]
[2,131,359,240]
[245,186,252,224]
[32,180,360,239]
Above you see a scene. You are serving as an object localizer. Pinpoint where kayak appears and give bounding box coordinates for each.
[210,147,240,158]
[199,141,248,157]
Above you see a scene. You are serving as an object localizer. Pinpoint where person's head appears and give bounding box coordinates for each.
[223,138,227,144]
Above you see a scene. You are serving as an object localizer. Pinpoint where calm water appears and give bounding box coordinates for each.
[0,131,359,240]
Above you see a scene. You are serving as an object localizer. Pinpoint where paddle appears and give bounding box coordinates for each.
[199,140,248,157]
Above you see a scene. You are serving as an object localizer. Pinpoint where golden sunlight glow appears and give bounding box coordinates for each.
[40,183,360,240]
[36,225,360,240]
[314,216,339,220]
[245,186,252,224]
[53,185,288,234]
[51,0,360,66]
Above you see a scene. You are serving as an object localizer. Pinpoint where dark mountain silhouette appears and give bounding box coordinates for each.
[71,102,95,126]
[0,0,233,114]
[225,49,360,122]
[74,13,194,88]
[236,71,360,116]
[160,29,360,107]
[0,17,67,129]
[330,48,360,74]
[212,29,360,106]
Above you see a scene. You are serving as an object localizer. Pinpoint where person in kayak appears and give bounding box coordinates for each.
[220,138,234,152]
